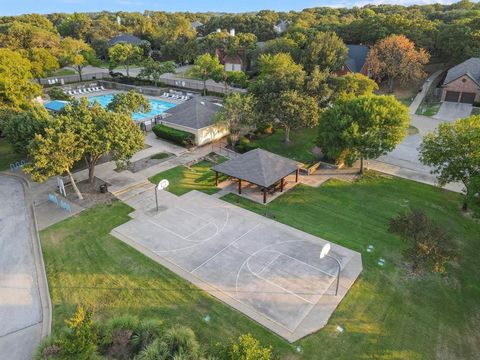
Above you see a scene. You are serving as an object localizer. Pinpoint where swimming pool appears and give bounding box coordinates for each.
[88,93,177,121]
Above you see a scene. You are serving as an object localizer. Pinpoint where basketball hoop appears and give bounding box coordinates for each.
[155,179,169,211]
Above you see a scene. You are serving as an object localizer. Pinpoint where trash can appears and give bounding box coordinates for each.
[99,184,108,193]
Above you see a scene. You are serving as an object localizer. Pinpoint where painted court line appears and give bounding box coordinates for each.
[144,218,201,243]
[255,253,281,277]
[271,251,337,278]
[191,224,261,273]
[246,260,314,304]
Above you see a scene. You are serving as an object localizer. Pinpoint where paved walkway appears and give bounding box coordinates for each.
[409,69,444,115]
[0,174,51,360]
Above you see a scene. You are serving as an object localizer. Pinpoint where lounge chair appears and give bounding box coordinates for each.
[72,90,78,95]
[100,86,105,91]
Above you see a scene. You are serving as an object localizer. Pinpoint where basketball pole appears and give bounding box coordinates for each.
[155,187,159,211]
[326,254,341,296]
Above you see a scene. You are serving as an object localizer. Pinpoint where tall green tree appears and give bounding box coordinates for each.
[106,90,151,113]
[66,98,145,183]
[24,118,84,200]
[215,93,255,148]
[303,31,348,73]
[108,43,143,77]
[275,90,320,143]
[250,53,306,119]
[58,37,96,81]
[333,73,379,101]
[138,59,176,86]
[318,95,409,173]
[0,49,41,111]
[187,53,224,95]
[21,48,59,82]
[419,116,480,211]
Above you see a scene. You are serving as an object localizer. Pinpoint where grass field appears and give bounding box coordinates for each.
[52,68,76,76]
[250,127,320,164]
[222,173,480,359]
[40,173,480,359]
[149,159,227,196]
[0,138,23,171]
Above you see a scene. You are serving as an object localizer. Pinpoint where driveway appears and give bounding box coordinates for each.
[434,102,472,122]
[0,174,50,360]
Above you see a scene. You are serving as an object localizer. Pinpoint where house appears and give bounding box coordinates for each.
[274,20,289,34]
[108,34,143,47]
[159,97,228,146]
[337,45,371,77]
[190,20,203,30]
[216,49,245,72]
[441,58,480,104]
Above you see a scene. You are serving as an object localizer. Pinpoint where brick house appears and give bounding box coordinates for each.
[441,58,480,104]
[337,45,371,77]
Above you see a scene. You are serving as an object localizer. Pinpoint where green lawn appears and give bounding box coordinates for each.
[52,68,76,76]
[222,173,480,359]
[250,127,320,164]
[40,201,294,356]
[40,173,480,359]
[416,101,442,116]
[0,138,23,171]
[149,159,227,196]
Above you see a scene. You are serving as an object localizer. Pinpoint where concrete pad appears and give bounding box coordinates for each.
[434,102,472,122]
[111,190,362,342]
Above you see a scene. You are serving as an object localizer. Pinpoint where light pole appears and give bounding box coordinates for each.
[155,179,169,211]
[320,243,342,296]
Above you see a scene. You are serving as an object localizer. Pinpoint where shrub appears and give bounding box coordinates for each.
[46,87,73,101]
[224,334,273,360]
[152,124,195,147]
[256,122,273,135]
[235,137,259,153]
[57,305,98,359]
[389,209,453,274]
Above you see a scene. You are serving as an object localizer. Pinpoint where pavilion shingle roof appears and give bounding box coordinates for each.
[212,149,299,188]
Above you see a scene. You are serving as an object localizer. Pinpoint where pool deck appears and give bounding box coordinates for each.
[71,89,184,106]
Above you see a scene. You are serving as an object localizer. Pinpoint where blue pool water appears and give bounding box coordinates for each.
[88,93,176,121]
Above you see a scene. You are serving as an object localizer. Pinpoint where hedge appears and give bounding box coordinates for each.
[152,124,195,147]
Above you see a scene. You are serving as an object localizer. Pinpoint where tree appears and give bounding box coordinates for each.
[21,48,59,82]
[65,98,145,183]
[24,118,84,200]
[106,90,151,113]
[333,73,379,101]
[276,90,320,143]
[303,31,348,73]
[226,70,249,89]
[58,37,95,81]
[138,59,176,86]
[108,43,143,77]
[367,34,429,92]
[215,93,255,148]
[3,105,50,153]
[305,65,334,107]
[419,116,480,211]
[250,53,306,119]
[227,334,273,360]
[0,49,41,111]
[187,53,224,95]
[263,37,300,61]
[318,95,409,173]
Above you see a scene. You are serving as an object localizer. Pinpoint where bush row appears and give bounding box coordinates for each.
[152,123,195,148]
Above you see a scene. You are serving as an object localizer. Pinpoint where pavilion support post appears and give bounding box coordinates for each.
[215,171,219,186]
[280,178,284,192]
[295,169,299,182]
[263,188,267,204]
[238,179,242,194]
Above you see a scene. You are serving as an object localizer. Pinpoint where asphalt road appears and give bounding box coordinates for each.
[0,175,48,360]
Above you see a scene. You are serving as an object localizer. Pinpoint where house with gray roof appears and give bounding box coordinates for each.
[441,57,480,104]
[337,45,371,77]
[274,20,289,34]
[158,97,228,146]
[108,34,143,47]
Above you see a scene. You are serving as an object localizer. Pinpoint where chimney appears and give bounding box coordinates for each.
[230,28,235,36]
[216,28,221,33]
[116,16,121,25]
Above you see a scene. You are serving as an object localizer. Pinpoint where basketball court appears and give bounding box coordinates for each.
[112,190,362,342]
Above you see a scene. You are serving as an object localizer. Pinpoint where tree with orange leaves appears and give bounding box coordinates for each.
[367,34,429,93]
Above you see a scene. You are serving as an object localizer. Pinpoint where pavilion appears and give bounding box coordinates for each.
[212,149,300,204]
